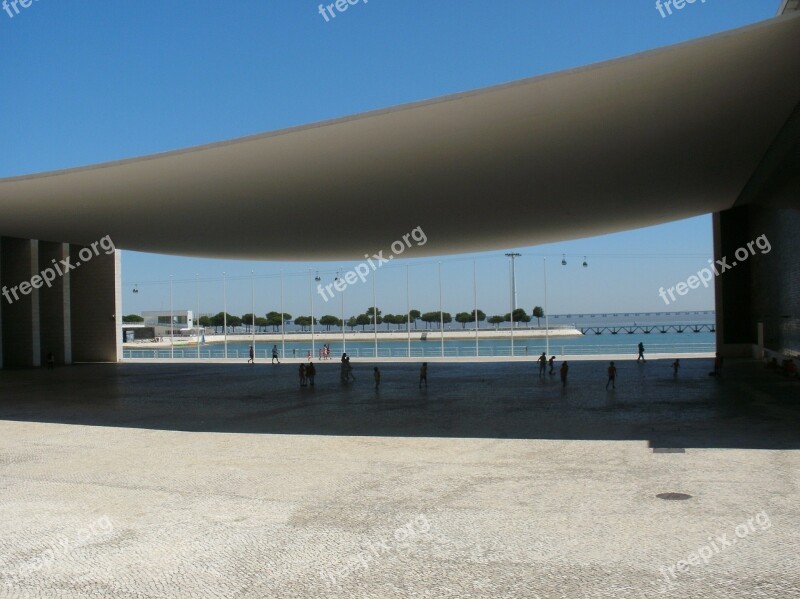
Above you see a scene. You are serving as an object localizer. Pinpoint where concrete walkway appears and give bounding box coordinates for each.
[1,358,798,598]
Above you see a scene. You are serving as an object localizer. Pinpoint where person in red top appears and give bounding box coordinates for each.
[606,361,617,390]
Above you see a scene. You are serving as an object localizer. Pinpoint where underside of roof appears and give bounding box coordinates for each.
[1,13,799,260]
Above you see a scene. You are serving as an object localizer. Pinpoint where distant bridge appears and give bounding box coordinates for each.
[580,324,716,335]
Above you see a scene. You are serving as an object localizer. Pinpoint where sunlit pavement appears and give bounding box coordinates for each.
[1,359,798,598]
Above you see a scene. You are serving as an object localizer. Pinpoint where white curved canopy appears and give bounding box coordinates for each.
[1,14,799,260]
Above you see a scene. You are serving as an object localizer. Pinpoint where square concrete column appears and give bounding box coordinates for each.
[69,245,121,363]
[38,242,72,365]
[0,237,41,368]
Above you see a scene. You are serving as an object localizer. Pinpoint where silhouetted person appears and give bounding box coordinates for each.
[560,361,569,387]
[306,361,316,386]
[271,345,280,364]
[344,354,355,381]
[374,367,381,390]
[710,353,723,377]
[606,361,617,390]
[248,345,254,364]
[46,352,55,370]
[672,359,680,377]
[299,363,306,387]
[548,355,556,375]
[419,362,428,388]
[637,342,645,362]
[538,352,547,377]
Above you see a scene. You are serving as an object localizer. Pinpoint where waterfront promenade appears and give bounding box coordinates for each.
[1,359,797,598]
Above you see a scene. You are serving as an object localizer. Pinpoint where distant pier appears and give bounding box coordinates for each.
[579,324,716,335]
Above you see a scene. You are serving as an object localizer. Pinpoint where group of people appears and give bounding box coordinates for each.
[537,352,570,387]
[340,353,355,383]
[298,361,316,387]
[534,349,690,390]
[317,344,333,360]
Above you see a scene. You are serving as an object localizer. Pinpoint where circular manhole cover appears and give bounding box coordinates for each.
[656,492,692,501]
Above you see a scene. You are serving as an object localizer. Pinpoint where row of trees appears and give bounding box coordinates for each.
[124,307,546,332]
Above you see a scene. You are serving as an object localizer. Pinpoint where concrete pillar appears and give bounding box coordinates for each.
[0,237,41,367]
[69,244,121,363]
[38,242,72,365]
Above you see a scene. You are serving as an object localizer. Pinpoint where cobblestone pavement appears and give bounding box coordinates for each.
[0,359,798,598]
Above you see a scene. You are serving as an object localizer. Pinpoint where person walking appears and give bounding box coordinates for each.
[271,345,280,364]
[710,353,723,377]
[538,352,547,377]
[306,361,316,387]
[419,362,428,388]
[373,367,381,390]
[672,359,680,377]
[345,354,355,381]
[637,342,646,362]
[606,361,617,390]
[548,355,556,375]
[560,361,569,387]
[248,345,255,364]
[298,363,307,387]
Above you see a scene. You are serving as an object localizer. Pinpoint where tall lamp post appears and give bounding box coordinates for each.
[311,270,320,359]
[251,270,256,357]
[169,275,174,360]
[506,252,520,356]
[196,273,201,359]
[438,261,444,358]
[337,270,345,355]
[543,258,549,356]
[223,271,227,359]
[406,265,411,359]
[280,271,285,360]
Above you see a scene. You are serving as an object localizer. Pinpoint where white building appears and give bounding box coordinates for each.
[141,311,195,337]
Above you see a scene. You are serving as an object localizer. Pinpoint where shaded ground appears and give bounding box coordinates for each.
[0,358,797,449]
[0,359,798,598]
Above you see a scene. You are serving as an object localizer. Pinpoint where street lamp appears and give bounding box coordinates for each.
[223,271,227,359]
[506,252,521,355]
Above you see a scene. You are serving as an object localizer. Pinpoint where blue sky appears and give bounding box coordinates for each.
[0,0,781,318]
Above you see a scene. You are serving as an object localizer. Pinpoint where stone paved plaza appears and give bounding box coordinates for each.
[0,358,798,598]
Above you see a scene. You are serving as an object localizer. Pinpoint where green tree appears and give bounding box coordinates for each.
[347,316,359,331]
[294,316,313,331]
[122,314,144,323]
[421,311,452,328]
[532,306,545,326]
[254,316,269,332]
[266,311,291,332]
[241,313,255,333]
[319,315,340,331]
[198,315,212,328]
[488,315,505,329]
[210,312,238,333]
[409,309,421,329]
[454,310,485,328]
[504,308,530,327]
[356,314,372,331]
[365,307,383,326]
